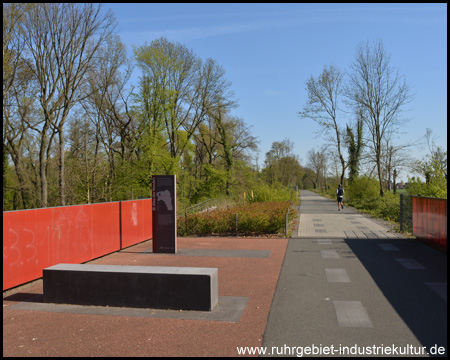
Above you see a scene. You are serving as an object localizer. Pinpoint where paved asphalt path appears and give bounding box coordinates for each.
[262,190,447,357]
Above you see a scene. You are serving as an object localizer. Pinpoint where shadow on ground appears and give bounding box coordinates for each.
[345,237,447,355]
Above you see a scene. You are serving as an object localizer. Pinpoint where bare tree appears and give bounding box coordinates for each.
[3,3,32,208]
[307,147,328,191]
[345,39,414,196]
[413,128,447,184]
[299,65,347,184]
[80,35,133,202]
[203,107,258,195]
[228,116,259,162]
[21,3,116,206]
[424,128,447,174]
[3,60,39,208]
[3,4,30,101]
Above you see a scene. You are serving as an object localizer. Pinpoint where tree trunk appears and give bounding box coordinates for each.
[58,128,65,206]
[376,155,384,196]
[39,121,50,208]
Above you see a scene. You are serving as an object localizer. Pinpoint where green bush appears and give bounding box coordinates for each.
[407,176,447,199]
[346,176,380,209]
[178,201,297,237]
[323,186,338,199]
[407,150,447,199]
[342,177,400,222]
[371,192,400,222]
[249,182,297,203]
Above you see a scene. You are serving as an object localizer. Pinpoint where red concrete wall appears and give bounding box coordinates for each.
[412,196,447,252]
[3,199,152,291]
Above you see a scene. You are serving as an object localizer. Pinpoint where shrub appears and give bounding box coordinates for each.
[249,182,297,203]
[407,176,447,199]
[178,201,297,237]
[341,176,400,222]
[346,176,380,209]
[371,192,400,222]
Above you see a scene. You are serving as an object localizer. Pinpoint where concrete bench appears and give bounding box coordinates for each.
[43,264,218,311]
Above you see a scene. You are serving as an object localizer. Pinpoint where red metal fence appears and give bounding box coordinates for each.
[3,199,152,291]
[412,196,447,252]
[120,200,153,249]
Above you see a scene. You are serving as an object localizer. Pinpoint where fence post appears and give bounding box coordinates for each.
[119,201,123,250]
[235,213,238,236]
[400,194,404,232]
[285,212,288,237]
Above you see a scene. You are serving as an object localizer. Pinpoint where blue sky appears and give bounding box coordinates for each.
[105,3,447,181]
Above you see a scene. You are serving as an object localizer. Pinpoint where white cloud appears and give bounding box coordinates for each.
[263,90,281,96]
[124,21,270,45]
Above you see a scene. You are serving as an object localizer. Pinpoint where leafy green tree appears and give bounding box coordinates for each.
[408,148,447,198]
[134,37,204,172]
[262,139,304,188]
[3,18,262,212]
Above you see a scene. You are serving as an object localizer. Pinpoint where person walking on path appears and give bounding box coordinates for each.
[336,184,344,211]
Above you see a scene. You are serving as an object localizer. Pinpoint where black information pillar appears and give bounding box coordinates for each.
[152,175,177,253]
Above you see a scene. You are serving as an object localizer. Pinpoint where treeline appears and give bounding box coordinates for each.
[6,5,443,213]
[298,39,447,199]
[3,4,311,212]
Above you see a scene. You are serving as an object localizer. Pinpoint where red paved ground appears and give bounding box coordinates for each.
[3,237,287,357]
